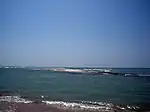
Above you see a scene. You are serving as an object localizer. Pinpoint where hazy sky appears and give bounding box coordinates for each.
[0,0,150,67]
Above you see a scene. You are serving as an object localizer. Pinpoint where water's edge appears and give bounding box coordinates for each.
[0,95,150,112]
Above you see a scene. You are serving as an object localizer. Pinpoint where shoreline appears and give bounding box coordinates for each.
[0,102,68,112]
[1,101,150,112]
[0,95,150,112]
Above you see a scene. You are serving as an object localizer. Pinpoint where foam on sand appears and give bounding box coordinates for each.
[0,95,142,112]
[0,96,32,103]
[42,100,113,111]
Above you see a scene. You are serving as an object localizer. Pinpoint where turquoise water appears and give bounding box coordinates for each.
[0,68,150,105]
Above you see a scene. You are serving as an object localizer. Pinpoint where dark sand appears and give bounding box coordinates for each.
[0,101,150,112]
[0,102,72,112]
[0,102,124,112]
[0,102,107,112]
[0,102,70,112]
[1,102,150,112]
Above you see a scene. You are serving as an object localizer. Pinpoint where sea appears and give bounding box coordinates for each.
[0,68,150,112]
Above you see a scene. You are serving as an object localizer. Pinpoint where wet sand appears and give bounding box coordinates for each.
[1,102,150,112]
[0,102,125,112]
[0,102,70,112]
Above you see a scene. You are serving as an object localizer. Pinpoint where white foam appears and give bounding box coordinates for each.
[0,96,140,111]
[116,105,125,110]
[117,105,140,110]
[0,96,33,103]
[81,101,113,106]
[42,100,113,111]
[41,95,44,98]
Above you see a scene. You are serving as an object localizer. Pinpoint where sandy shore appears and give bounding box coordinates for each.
[0,95,150,112]
[0,102,114,112]
[0,102,70,112]
[1,102,150,112]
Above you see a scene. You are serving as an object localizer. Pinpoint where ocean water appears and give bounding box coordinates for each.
[0,68,150,111]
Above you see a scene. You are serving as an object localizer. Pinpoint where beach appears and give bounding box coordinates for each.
[0,102,67,112]
[1,101,150,112]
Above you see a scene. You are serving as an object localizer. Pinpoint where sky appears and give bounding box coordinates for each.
[0,0,150,67]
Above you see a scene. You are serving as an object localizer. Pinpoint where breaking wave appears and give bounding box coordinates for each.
[0,95,147,112]
[0,95,33,103]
